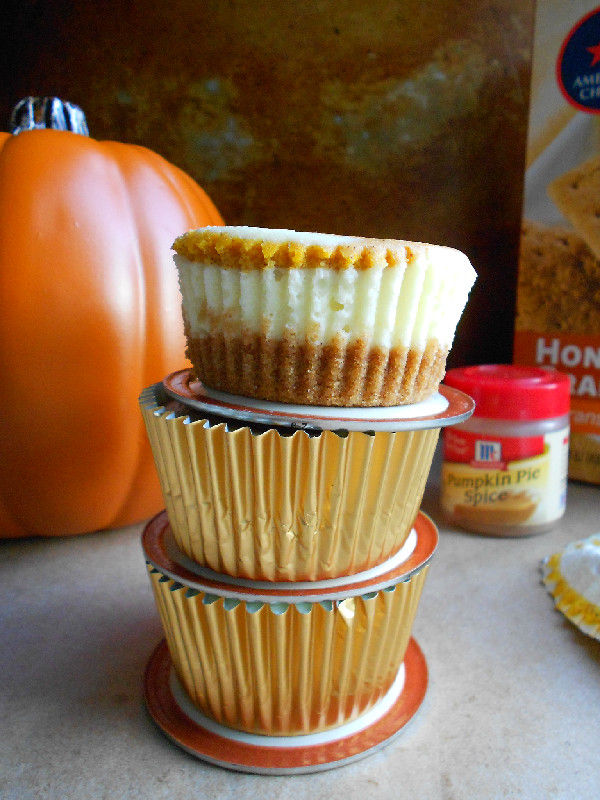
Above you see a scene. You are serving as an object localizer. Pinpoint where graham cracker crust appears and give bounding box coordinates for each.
[184,332,448,406]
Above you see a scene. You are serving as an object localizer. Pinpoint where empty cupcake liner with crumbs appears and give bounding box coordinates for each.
[541,533,600,641]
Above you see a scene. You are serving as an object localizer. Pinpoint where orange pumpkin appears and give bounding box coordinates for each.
[0,98,223,537]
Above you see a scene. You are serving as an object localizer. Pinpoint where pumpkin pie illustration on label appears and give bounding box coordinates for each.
[452,490,539,528]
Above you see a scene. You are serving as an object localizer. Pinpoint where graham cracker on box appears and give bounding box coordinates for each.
[516,219,600,334]
[548,155,600,260]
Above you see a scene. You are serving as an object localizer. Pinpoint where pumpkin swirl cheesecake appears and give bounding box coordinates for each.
[173,226,476,406]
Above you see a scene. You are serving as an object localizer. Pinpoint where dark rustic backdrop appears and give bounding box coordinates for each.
[1,0,535,368]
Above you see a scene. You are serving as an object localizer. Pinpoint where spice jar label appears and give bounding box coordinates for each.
[441,427,569,535]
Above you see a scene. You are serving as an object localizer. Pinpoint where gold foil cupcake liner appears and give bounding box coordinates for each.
[541,533,600,641]
[144,637,428,773]
[143,510,437,736]
[140,381,440,580]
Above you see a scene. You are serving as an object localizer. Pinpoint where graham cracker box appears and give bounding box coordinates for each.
[514,1,600,484]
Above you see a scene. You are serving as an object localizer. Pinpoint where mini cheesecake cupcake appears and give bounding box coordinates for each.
[173,226,476,406]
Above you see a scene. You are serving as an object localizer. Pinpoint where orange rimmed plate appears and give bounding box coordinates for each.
[142,509,438,603]
[144,636,428,774]
[162,368,474,433]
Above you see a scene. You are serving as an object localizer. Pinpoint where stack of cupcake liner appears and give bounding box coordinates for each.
[139,370,473,772]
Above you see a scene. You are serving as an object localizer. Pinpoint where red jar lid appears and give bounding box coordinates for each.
[443,365,571,421]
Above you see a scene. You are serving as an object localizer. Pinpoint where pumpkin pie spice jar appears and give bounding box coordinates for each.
[440,365,570,536]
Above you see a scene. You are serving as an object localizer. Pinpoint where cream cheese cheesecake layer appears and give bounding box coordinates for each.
[173,226,476,406]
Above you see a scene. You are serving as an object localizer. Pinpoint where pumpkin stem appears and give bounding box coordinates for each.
[10,97,89,136]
